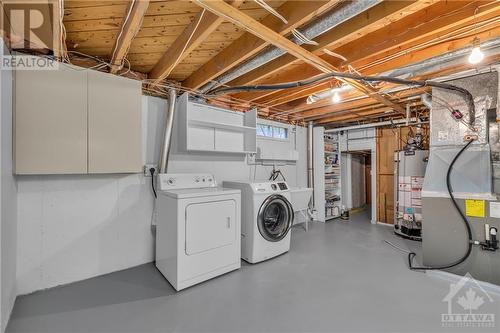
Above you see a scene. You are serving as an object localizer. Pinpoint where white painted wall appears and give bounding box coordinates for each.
[16,95,307,295]
[0,40,17,333]
[350,154,366,208]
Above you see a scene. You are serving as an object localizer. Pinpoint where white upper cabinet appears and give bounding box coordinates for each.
[87,71,142,173]
[15,65,88,174]
[14,63,142,175]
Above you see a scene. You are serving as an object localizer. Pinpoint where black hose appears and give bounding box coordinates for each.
[207,71,476,124]
[150,168,157,199]
[408,139,476,270]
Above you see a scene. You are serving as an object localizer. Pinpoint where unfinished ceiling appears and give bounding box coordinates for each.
[61,0,500,126]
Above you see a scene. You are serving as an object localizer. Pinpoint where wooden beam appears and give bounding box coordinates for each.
[109,0,150,74]
[194,0,405,115]
[252,1,500,108]
[289,49,500,124]
[227,0,430,89]
[182,0,339,89]
[148,0,244,84]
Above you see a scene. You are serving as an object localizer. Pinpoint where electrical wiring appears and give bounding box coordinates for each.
[384,240,412,254]
[58,0,70,63]
[254,0,288,24]
[254,0,318,46]
[358,16,499,73]
[110,0,136,70]
[291,29,318,46]
[142,80,293,121]
[360,1,484,62]
[323,49,347,61]
[158,9,207,80]
[207,71,477,126]
[150,168,157,198]
[408,139,476,270]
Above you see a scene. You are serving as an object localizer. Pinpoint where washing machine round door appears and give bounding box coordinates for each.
[257,194,294,242]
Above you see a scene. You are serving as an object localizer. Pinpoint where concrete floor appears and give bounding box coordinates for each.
[7,209,500,333]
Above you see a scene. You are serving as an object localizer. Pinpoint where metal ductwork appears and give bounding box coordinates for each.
[159,89,177,174]
[200,0,381,93]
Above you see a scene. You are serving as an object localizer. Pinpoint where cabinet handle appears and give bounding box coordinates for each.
[226,217,231,229]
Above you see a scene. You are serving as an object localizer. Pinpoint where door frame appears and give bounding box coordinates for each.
[339,131,377,224]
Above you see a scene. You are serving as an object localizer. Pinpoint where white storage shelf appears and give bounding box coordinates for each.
[314,127,342,222]
[178,93,257,154]
[324,133,342,220]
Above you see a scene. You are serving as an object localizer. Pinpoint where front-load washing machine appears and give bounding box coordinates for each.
[156,174,241,290]
[223,180,294,263]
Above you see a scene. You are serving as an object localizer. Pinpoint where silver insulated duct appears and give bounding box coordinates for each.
[159,89,177,174]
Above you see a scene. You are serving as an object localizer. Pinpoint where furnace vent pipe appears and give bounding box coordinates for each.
[159,89,177,174]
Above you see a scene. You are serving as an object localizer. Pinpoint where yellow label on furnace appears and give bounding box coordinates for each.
[465,199,485,218]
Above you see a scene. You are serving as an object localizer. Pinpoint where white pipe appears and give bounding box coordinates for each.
[325,118,427,133]
[307,121,314,205]
[159,89,177,174]
[406,104,410,126]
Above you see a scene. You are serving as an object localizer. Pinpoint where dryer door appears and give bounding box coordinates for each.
[185,199,237,255]
[257,195,294,242]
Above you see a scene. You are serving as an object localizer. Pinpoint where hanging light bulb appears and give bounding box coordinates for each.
[468,38,484,64]
[332,91,341,103]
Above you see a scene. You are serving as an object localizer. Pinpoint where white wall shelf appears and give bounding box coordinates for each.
[178,93,257,154]
[189,119,256,132]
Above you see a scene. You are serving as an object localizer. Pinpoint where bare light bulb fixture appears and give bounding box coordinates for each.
[332,91,341,103]
[468,37,484,64]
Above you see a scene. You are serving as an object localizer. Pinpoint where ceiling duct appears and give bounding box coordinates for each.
[199,0,381,93]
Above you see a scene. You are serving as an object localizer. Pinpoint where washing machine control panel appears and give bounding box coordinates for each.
[277,182,288,190]
[158,173,216,191]
[253,181,289,193]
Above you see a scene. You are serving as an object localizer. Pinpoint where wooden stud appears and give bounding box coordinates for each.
[109,0,150,74]
[182,0,339,89]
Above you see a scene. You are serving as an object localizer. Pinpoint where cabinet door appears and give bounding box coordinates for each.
[15,66,87,174]
[88,71,142,173]
[185,199,237,255]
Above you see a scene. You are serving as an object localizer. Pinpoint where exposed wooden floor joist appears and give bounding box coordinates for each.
[53,0,500,126]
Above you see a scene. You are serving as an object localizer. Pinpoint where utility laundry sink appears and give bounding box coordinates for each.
[289,187,313,212]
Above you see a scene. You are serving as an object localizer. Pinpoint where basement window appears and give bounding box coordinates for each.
[257,124,289,140]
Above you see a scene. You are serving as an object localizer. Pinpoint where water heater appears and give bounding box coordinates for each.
[394,149,429,240]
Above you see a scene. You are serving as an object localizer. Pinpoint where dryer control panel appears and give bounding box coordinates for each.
[158,173,217,191]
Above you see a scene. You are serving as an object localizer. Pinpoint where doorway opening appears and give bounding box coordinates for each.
[342,150,372,221]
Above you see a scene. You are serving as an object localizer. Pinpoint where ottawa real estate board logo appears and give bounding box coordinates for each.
[442,273,495,328]
[0,0,59,70]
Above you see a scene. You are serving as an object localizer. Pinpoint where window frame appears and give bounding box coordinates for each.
[256,123,289,141]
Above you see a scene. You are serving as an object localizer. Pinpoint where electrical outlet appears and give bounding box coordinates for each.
[247,153,256,164]
[144,164,158,177]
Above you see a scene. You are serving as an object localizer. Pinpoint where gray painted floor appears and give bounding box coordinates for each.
[7,209,500,333]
